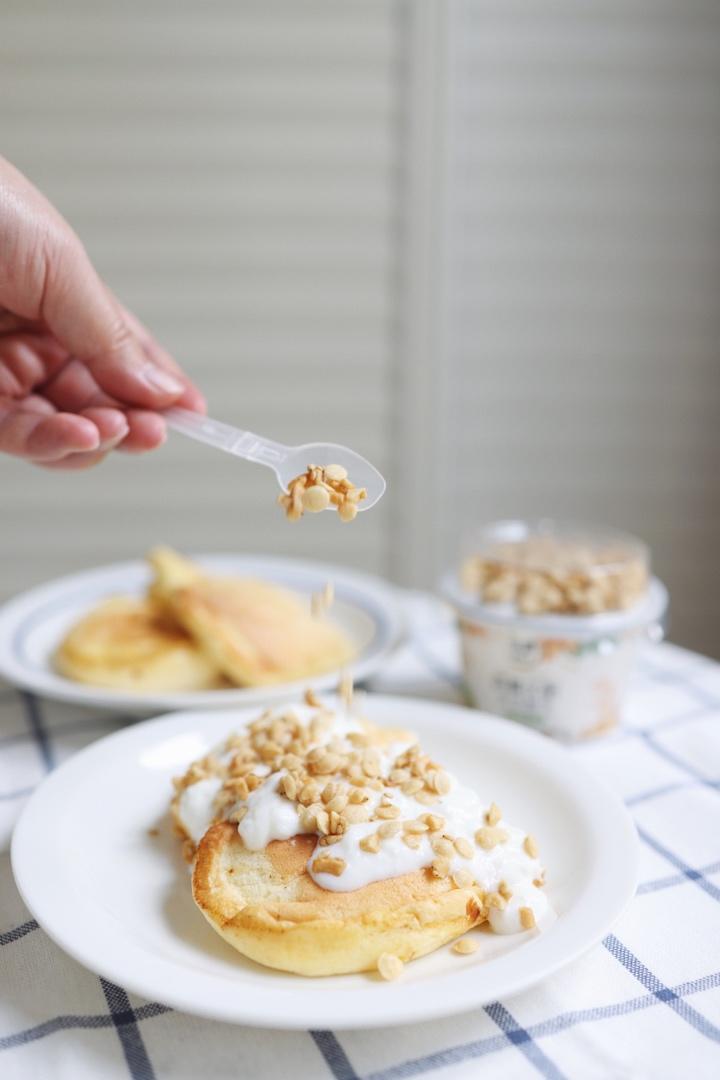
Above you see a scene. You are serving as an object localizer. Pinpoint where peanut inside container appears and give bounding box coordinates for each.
[460,520,649,616]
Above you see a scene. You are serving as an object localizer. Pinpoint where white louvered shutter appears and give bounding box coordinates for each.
[0,0,406,587]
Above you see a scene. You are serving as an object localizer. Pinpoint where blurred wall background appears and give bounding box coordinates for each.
[1,0,719,656]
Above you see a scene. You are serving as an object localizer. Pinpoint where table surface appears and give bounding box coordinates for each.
[1,594,718,1080]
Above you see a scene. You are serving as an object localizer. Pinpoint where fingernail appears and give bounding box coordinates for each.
[140,365,184,396]
[100,420,130,451]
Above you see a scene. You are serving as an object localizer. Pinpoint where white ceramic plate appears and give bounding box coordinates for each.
[11,696,638,1030]
[0,555,402,713]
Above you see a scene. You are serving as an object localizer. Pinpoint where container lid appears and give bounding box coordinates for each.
[462,519,648,576]
[440,571,668,639]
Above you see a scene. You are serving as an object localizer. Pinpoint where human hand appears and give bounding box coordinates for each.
[0,156,204,468]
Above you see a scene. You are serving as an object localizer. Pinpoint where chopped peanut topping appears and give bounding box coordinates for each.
[279,464,367,522]
[343,803,371,825]
[377,953,404,981]
[427,770,451,795]
[452,937,479,955]
[523,835,539,858]
[404,819,430,835]
[312,854,346,877]
[311,581,335,618]
[519,906,536,930]
[475,826,510,850]
[339,670,354,711]
[452,869,474,889]
[279,774,297,800]
[454,836,474,859]
[319,834,343,847]
[414,791,440,807]
[377,821,402,839]
[338,501,359,523]
[485,802,502,826]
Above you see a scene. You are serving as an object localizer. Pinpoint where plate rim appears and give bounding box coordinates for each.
[11,695,639,1030]
[0,553,404,711]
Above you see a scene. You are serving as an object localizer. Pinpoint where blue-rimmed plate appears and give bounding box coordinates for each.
[0,555,402,713]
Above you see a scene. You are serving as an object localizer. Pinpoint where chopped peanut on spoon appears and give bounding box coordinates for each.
[278,464,367,522]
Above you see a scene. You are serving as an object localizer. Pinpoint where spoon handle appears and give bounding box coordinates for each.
[164,407,289,468]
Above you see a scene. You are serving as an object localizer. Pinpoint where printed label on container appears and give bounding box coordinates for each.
[459,620,644,740]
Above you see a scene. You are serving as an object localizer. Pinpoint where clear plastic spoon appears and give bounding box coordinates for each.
[163,407,386,511]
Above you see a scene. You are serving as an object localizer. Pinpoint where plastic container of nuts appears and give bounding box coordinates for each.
[441,519,668,740]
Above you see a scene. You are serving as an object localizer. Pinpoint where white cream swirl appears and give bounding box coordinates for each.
[174,705,549,934]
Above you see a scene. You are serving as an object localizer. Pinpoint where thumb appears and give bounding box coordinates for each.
[40,240,184,408]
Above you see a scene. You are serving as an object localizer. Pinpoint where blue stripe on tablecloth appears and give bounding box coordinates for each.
[638,828,720,903]
[0,919,38,946]
[0,1002,170,1053]
[534,971,720,1039]
[0,714,123,748]
[639,732,720,796]
[20,692,54,771]
[626,780,696,806]
[366,1033,510,1079]
[310,1031,360,1080]
[364,972,720,1080]
[484,1002,567,1079]
[603,935,720,1042]
[627,704,712,737]
[638,660,720,710]
[638,860,720,895]
[100,979,159,1080]
[0,784,34,801]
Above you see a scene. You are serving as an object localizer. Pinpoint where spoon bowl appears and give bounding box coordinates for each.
[278,443,386,511]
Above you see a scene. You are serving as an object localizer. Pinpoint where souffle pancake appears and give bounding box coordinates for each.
[54,548,355,691]
[148,548,355,687]
[172,695,549,978]
[54,596,222,692]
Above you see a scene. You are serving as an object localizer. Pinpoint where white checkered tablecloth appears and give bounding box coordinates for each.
[1,594,719,1080]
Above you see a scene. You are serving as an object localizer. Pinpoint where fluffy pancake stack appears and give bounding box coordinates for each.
[171,699,546,978]
[54,548,354,692]
[191,823,477,976]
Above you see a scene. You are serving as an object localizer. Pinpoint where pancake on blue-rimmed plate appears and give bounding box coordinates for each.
[54,547,355,692]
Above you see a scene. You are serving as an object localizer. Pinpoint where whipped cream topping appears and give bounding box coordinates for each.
[177,776,223,845]
[174,703,549,935]
[176,704,362,848]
